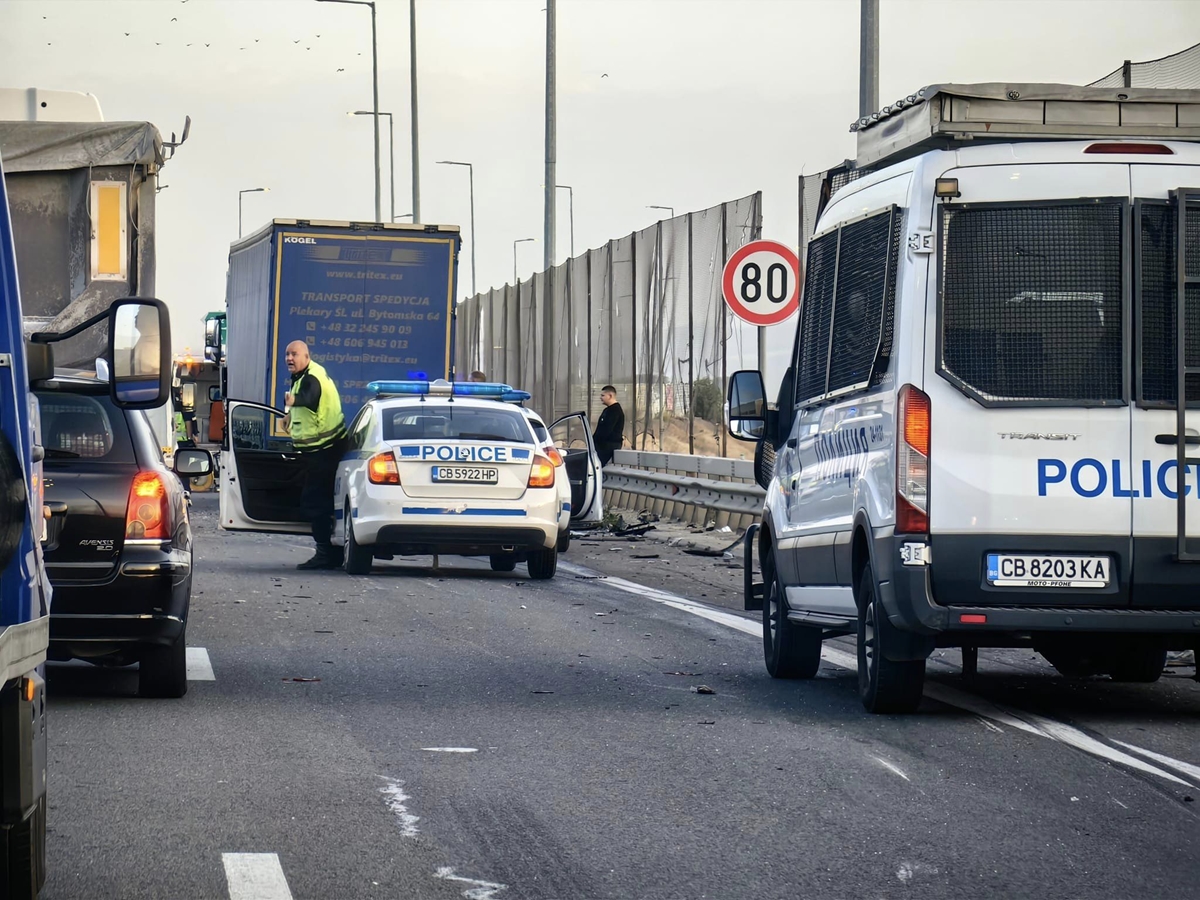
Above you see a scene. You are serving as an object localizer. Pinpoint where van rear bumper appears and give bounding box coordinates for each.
[875,529,1200,638]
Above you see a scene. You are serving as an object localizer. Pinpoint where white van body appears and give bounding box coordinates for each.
[731,83,1200,712]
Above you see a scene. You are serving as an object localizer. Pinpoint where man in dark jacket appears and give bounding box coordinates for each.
[593,385,625,467]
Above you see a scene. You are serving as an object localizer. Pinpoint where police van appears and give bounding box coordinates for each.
[728,83,1200,713]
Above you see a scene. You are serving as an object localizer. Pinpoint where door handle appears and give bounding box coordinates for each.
[1154,434,1200,445]
[281,453,300,461]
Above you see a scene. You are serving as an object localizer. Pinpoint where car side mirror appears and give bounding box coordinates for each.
[208,385,222,402]
[727,369,767,442]
[173,448,213,476]
[25,341,54,384]
[109,299,172,410]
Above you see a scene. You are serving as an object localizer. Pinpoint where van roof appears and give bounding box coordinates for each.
[852,82,1200,168]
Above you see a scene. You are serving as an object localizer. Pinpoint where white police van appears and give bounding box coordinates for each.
[728,83,1200,712]
[218,380,601,578]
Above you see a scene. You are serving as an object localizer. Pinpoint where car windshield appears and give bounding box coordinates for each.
[34,391,136,462]
[381,405,533,443]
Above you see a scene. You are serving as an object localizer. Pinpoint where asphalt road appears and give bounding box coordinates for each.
[42,495,1200,899]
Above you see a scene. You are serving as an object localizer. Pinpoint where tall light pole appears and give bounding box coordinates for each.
[556,184,574,260]
[238,187,267,238]
[514,237,535,285]
[353,110,394,222]
[860,0,879,118]
[318,0,381,222]
[409,0,421,222]
[647,204,674,220]
[543,0,557,414]
[437,160,475,298]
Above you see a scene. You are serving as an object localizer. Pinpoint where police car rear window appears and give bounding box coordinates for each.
[382,406,533,444]
[35,392,136,462]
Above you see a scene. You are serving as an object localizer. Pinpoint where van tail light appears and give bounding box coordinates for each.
[528,455,556,488]
[545,446,564,467]
[125,472,171,540]
[897,384,930,535]
[1084,142,1173,155]
[368,451,400,485]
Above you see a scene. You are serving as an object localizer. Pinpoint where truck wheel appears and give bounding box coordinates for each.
[762,550,822,679]
[2,793,46,900]
[490,555,517,573]
[343,506,373,576]
[527,547,558,580]
[1108,643,1167,683]
[856,563,924,713]
[140,629,188,699]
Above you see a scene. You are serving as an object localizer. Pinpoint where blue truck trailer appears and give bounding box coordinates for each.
[224,219,462,414]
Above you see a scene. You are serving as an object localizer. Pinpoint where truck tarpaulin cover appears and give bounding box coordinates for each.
[268,231,457,411]
[0,121,164,173]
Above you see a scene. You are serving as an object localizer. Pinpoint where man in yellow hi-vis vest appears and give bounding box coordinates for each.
[284,341,348,570]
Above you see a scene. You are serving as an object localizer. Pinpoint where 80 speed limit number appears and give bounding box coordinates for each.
[721,240,801,326]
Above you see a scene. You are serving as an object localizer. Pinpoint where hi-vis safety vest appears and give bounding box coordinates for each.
[290,361,347,453]
[174,411,187,442]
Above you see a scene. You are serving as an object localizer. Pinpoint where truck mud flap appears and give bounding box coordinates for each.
[744,523,764,611]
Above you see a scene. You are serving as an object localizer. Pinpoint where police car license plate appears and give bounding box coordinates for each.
[432,466,499,484]
[986,554,1110,589]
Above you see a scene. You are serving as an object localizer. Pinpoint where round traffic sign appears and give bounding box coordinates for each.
[721,240,800,326]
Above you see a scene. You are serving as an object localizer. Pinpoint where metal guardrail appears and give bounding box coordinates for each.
[602,449,765,530]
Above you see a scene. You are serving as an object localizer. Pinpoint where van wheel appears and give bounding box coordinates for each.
[762,551,821,679]
[856,563,924,713]
[1108,644,1167,683]
[140,629,188,698]
[527,547,558,580]
[344,505,373,575]
[490,555,517,573]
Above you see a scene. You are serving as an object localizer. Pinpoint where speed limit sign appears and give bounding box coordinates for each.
[721,240,801,326]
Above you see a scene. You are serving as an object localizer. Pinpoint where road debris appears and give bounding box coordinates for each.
[282,677,321,683]
[692,685,716,694]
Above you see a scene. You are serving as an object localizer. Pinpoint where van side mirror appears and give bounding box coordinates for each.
[109,299,171,410]
[727,369,767,442]
[25,341,54,384]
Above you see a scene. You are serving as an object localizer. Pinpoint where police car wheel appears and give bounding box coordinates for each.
[139,629,188,699]
[856,563,924,713]
[489,555,517,573]
[527,547,558,580]
[344,507,373,576]
[761,550,821,679]
[557,531,571,553]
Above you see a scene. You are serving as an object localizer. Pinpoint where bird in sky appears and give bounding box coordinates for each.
[205,43,210,47]
[255,39,260,42]
[124,32,131,36]
[336,68,345,72]
[601,73,609,78]
[171,17,178,22]
[155,42,161,46]
[293,39,300,44]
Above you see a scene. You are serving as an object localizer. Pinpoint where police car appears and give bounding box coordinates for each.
[218,380,602,578]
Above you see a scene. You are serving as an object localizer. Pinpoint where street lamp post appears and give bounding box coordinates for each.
[238,187,268,238]
[513,237,535,286]
[437,161,475,298]
[353,111,394,222]
[647,205,674,220]
[556,184,574,260]
[317,0,381,222]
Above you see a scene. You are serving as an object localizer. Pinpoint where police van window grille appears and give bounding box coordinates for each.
[940,202,1124,403]
[871,210,904,387]
[1138,203,1200,405]
[828,211,892,393]
[795,230,839,401]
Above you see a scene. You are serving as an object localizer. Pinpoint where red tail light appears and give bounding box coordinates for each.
[545,446,564,467]
[368,451,400,485]
[528,455,556,488]
[1084,142,1173,155]
[897,385,930,535]
[126,472,170,540]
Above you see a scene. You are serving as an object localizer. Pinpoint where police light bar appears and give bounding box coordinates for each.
[367,378,530,401]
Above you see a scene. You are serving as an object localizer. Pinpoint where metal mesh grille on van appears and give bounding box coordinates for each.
[1138,202,1200,405]
[872,211,904,387]
[940,202,1124,404]
[796,230,839,400]
[828,212,893,393]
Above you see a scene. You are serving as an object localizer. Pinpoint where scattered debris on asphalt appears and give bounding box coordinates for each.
[692,685,716,694]
[631,554,660,560]
[664,671,702,676]
[283,677,321,683]
[531,690,555,694]
[697,720,716,725]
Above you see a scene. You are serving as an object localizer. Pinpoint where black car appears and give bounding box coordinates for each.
[36,376,211,697]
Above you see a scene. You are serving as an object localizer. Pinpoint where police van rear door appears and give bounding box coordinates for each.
[1130,162,1200,606]
[380,403,535,501]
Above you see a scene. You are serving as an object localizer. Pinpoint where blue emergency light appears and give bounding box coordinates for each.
[367,378,531,402]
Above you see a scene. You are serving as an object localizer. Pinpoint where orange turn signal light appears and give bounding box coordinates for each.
[368,451,400,485]
[545,446,564,467]
[528,455,556,488]
[21,677,35,702]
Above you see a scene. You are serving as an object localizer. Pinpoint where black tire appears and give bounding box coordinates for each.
[344,506,373,575]
[527,546,558,580]
[1040,647,1101,679]
[761,550,822,679]
[856,563,924,713]
[557,530,571,553]
[140,629,187,699]
[1108,644,1167,683]
[1,793,46,900]
[490,555,517,573]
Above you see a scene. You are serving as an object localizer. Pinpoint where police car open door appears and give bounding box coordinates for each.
[218,400,312,534]
[550,412,603,523]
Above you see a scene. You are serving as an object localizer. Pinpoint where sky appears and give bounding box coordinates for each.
[1,0,1198,357]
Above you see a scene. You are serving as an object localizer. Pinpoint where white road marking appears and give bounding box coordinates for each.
[421,747,479,753]
[873,756,911,781]
[377,777,420,837]
[222,853,293,900]
[187,647,215,681]
[1113,740,1200,785]
[565,563,1200,789]
[434,866,507,899]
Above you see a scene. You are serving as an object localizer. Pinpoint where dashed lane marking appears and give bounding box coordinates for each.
[222,853,293,900]
[187,647,215,681]
[434,866,507,899]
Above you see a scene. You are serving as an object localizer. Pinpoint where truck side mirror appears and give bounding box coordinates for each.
[25,341,54,384]
[727,369,767,442]
[109,299,171,410]
[208,385,222,403]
